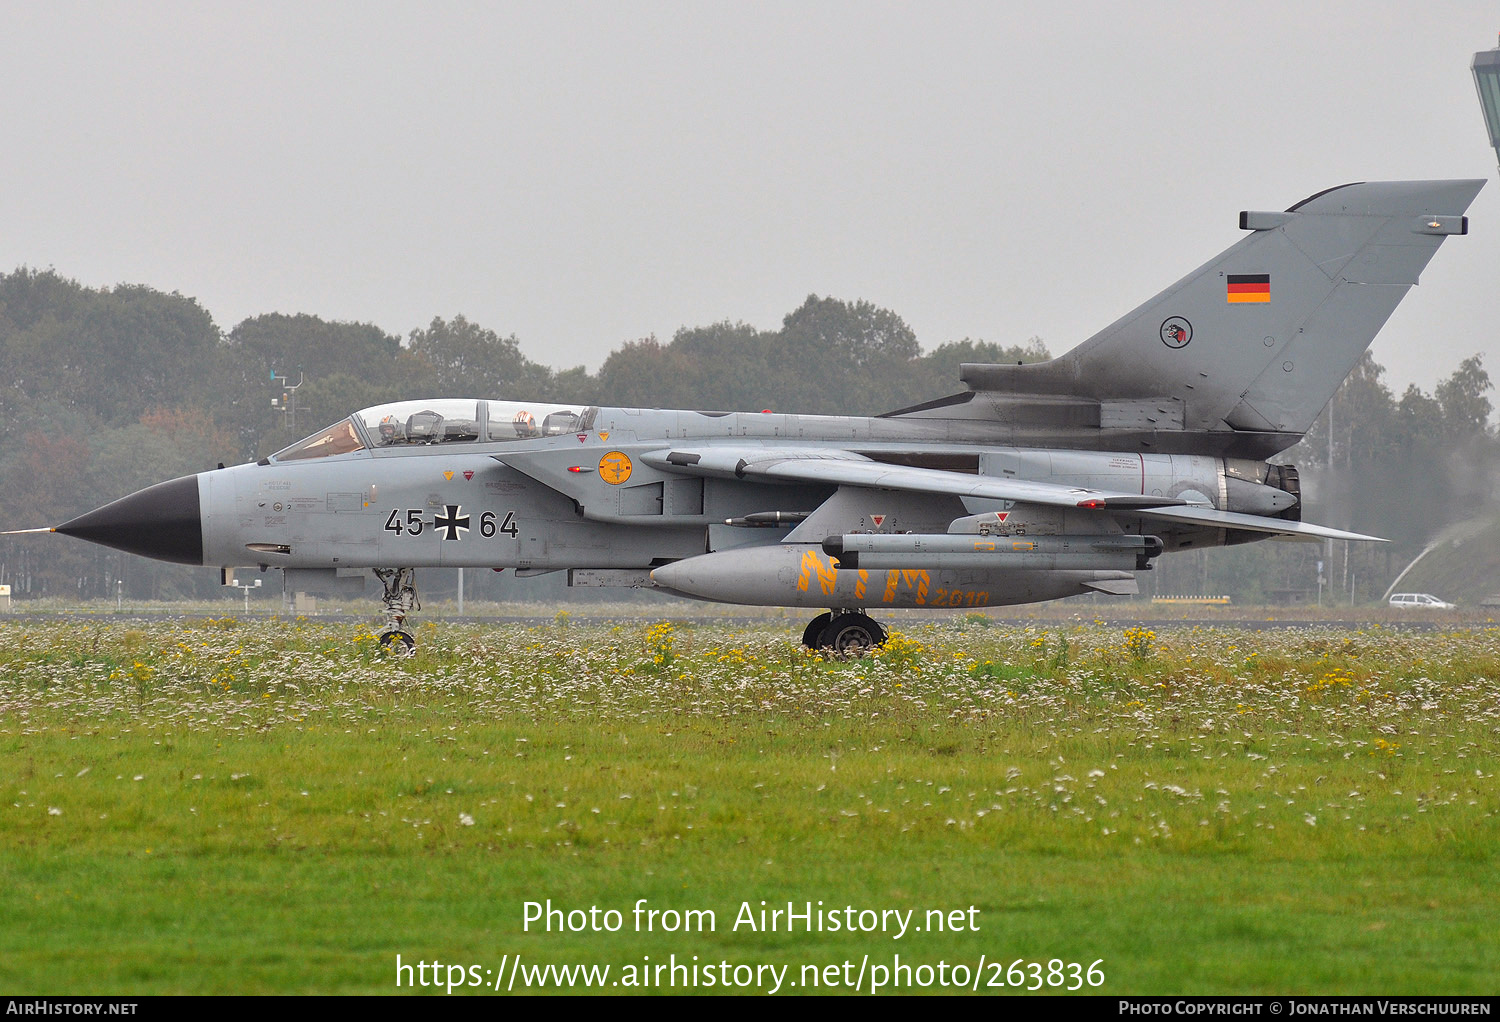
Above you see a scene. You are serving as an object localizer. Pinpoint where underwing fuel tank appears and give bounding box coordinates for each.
[822,533,1162,571]
[649,544,1138,609]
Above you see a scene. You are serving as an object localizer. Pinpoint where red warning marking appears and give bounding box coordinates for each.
[577,433,588,443]
[997,512,1010,522]
[462,470,474,481]
[871,514,886,527]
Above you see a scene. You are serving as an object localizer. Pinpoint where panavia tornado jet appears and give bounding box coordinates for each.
[29,179,1484,652]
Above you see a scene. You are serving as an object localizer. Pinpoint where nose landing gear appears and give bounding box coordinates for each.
[374,567,420,655]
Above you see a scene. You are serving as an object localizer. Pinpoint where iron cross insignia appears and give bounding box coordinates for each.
[433,505,470,541]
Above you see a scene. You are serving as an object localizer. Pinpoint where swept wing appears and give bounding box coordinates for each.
[639,446,1384,543]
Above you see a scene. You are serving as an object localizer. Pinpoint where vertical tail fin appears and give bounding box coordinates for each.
[960,180,1484,436]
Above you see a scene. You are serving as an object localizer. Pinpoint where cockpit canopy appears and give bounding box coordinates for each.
[361,399,482,446]
[271,399,597,462]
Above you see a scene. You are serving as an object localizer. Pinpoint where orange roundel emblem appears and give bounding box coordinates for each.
[598,450,633,485]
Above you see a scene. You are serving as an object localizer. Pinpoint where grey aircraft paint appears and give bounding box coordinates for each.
[33,180,1484,652]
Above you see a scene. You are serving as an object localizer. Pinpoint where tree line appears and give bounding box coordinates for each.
[0,266,1490,605]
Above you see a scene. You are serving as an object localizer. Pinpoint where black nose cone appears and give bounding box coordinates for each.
[55,474,204,565]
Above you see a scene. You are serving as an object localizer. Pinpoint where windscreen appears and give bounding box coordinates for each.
[271,418,365,461]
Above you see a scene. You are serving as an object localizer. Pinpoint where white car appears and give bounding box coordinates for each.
[1388,593,1456,609]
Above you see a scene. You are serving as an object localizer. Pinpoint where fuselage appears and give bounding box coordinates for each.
[59,396,1300,611]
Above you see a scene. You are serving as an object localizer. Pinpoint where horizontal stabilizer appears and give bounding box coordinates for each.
[1130,504,1385,542]
[1083,576,1140,596]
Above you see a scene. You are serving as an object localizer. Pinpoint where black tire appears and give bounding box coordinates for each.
[378,629,416,656]
[819,613,886,654]
[801,612,833,648]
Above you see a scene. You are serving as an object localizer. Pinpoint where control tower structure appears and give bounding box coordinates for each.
[1475,34,1500,171]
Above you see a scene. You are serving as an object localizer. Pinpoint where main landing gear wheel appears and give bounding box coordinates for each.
[378,629,416,656]
[801,612,832,649]
[805,611,887,654]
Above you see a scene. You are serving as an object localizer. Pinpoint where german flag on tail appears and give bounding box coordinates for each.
[1227,273,1270,303]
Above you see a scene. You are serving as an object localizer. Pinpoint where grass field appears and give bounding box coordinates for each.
[1,614,1496,995]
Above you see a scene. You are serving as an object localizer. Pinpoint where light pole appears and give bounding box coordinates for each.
[270,367,305,433]
[231,578,263,613]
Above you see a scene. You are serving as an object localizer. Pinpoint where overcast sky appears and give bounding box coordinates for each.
[1,1,1495,394]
